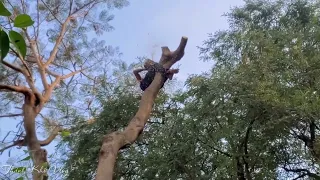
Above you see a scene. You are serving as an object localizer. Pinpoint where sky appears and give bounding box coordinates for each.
[0,0,245,176]
[104,0,244,81]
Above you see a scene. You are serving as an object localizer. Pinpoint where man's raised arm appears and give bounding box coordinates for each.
[133,68,146,82]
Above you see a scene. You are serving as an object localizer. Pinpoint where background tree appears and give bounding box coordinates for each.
[0,0,128,179]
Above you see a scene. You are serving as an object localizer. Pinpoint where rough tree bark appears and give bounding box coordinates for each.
[95,36,188,180]
[0,85,52,179]
[22,92,47,180]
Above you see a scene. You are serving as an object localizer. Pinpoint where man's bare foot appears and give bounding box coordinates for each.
[166,69,179,80]
[167,73,174,80]
[167,69,179,74]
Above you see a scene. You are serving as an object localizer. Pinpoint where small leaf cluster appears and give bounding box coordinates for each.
[0,1,34,61]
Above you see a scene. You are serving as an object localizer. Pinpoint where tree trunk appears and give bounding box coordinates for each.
[23,95,48,180]
[95,36,188,180]
[236,157,246,180]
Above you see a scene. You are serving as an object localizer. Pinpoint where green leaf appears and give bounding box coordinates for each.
[11,167,27,173]
[19,156,31,162]
[23,150,28,154]
[61,130,71,137]
[0,1,11,16]
[41,162,50,169]
[16,177,24,180]
[9,31,26,59]
[13,14,34,28]
[0,30,9,60]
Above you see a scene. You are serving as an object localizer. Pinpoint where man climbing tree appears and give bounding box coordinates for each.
[133,59,179,91]
[95,36,188,180]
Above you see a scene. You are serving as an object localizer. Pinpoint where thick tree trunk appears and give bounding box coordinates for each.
[95,36,188,180]
[23,94,48,180]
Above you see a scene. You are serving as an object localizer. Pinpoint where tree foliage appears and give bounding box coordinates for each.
[0,0,128,179]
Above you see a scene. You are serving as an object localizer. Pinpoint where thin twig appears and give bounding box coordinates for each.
[0,113,23,118]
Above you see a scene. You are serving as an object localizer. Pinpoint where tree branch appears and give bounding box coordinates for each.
[0,140,24,154]
[40,0,62,24]
[68,0,74,16]
[0,113,23,118]
[197,138,232,158]
[17,53,33,78]
[146,120,164,124]
[39,126,62,146]
[43,76,61,102]
[7,49,39,94]
[71,0,96,16]
[42,66,88,102]
[161,36,188,69]
[241,118,256,180]
[0,84,30,95]
[36,0,40,40]
[44,17,71,67]
[310,120,316,143]
[8,45,33,78]
[283,167,320,179]
[95,36,188,180]
[24,75,40,96]
[46,69,60,77]
[24,30,49,90]
[0,126,62,154]
[1,59,24,74]
[61,67,88,80]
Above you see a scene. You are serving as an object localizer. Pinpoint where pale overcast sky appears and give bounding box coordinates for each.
[0,0,244,170]
[104,0,245,81]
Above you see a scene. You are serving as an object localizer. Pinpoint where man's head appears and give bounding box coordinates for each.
[144,59,155,69]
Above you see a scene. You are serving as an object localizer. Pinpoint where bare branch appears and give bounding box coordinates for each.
[39,126,62,146]
[1,59,24,74]
[43,76,61,102]
[283,167,320,179]
[71,0,96,16]
[7,47,34,83]
[10,46,33,78]
[0,126,62,153]
[36,0,40,40]
[45,17,71,67]
[68,0,74,16]
[162,36,188,69]
[24,75,40,95]
[46,69,60,77]
[61,66,90,80]
[20,0,27,13]
[6,49,40,94]
[40,0,62,24]
[159,47,171,64]
[0,140,24,154]
[0,84,30,95]
[25,30,49,89]
[0,113,23,118]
